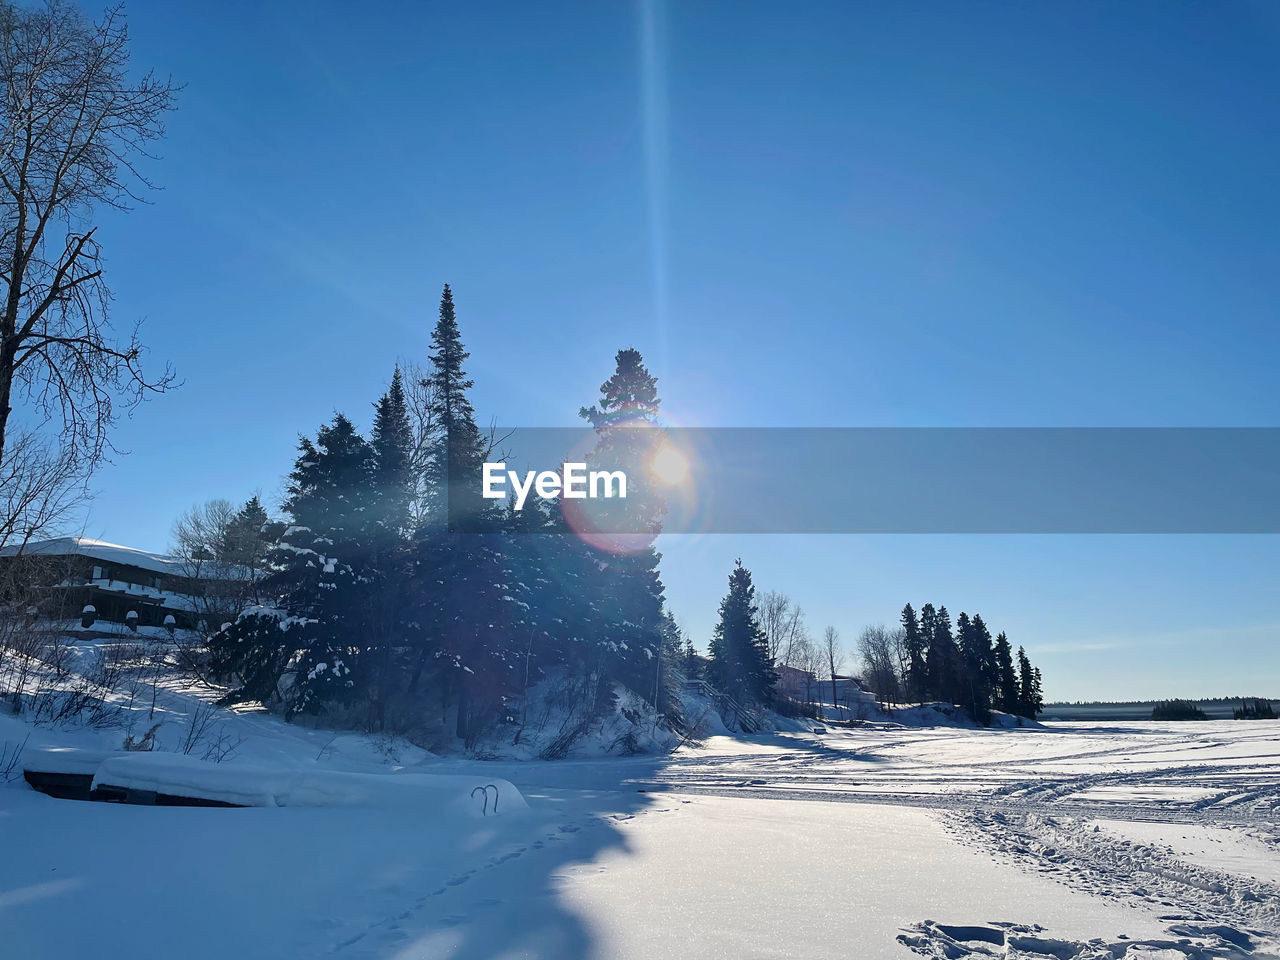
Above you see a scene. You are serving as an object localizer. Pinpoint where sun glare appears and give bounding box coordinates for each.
[651,444,689,485]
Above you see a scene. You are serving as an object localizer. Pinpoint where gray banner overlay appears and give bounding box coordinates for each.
[484,428,1280,534]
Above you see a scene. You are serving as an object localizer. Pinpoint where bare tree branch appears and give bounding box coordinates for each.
[0,0,179,473]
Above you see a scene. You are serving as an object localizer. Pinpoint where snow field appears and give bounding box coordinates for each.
[3,665,1279,958]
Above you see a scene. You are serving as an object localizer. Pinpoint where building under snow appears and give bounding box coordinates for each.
[0,537,242,630]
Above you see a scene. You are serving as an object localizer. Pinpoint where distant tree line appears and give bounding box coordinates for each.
[1151,699,1209,721]
[1049,697,1278,718]
[1233,698,1276,720]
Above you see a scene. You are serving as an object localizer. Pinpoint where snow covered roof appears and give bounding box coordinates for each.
[0,537,182,576]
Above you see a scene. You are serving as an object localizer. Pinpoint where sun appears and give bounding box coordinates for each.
[650,444,689,485]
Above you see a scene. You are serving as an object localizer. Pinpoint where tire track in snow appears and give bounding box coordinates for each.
[945,809,1280,937]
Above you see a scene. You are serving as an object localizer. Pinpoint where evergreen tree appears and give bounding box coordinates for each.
[1016,645,1042,718]
[655,609,686,717]
[918,603,939,698]
[707,559,776,706]
[1233,698,1277,720]
[971,614,996,699]
[958,612,993,724]
[211,416,377,717]
[371,367,414,539]
[924,604,962,704]
[900,603,927,701]
[411,286,515,743]
[364,368,417,729]
[223,496,270,570]
[1152,699,1208,721]
[992,631,1019,714]
[423,283,486,531]
[683,635,700,680]
[579,347,660,430]
[577,348,669,698]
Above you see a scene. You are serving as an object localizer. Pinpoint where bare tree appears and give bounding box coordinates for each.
[168,498,263,679]
[0,425,87,549]
[0,0,178,470]
[821,625,844,709]
[792,633,825,706]
[857,623,903,706]
[401,358,510,528]
[890,625,911,703]
[758,589,808,670]
[171,498,236,564]
[399,359,437,527]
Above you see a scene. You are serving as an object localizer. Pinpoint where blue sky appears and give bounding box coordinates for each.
[72,1,1278,700]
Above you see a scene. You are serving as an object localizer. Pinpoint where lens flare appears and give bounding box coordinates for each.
[651,444,688,485]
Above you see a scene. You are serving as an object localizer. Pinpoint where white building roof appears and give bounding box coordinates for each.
[0,537,182,576]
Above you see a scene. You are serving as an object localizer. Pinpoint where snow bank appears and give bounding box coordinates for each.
[475,676,680,759]
[22,746,121,776]
[91,753,527,815]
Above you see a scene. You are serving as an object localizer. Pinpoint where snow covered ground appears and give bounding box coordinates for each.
[2,682,1278,958]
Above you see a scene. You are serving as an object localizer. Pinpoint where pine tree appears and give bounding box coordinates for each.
[211,415,377,717]
[223,496,270,569]
[364,368,416,729]
[655,609,686,717]
[707,559,776,706]
[992,631,1018,715]
[918,603,938,699]
[958,612,993,724]
[901,603,927,701]
[1233,698,1277,720]
[579,347,660,429]
[971,614,996,702]
[1016,645,1041,718]
[579,347,667,538]
[683,635,700,680]
[411,286,515,743]
[923,604,961,704]
[577,348,669,698]
[371,367,414,540]
[423,283,486,532]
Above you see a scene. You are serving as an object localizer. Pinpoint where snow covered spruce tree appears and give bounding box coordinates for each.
[211,415,377,717]
[707,559,776,707]
[409,286,516,744]
[577,348,671,707]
